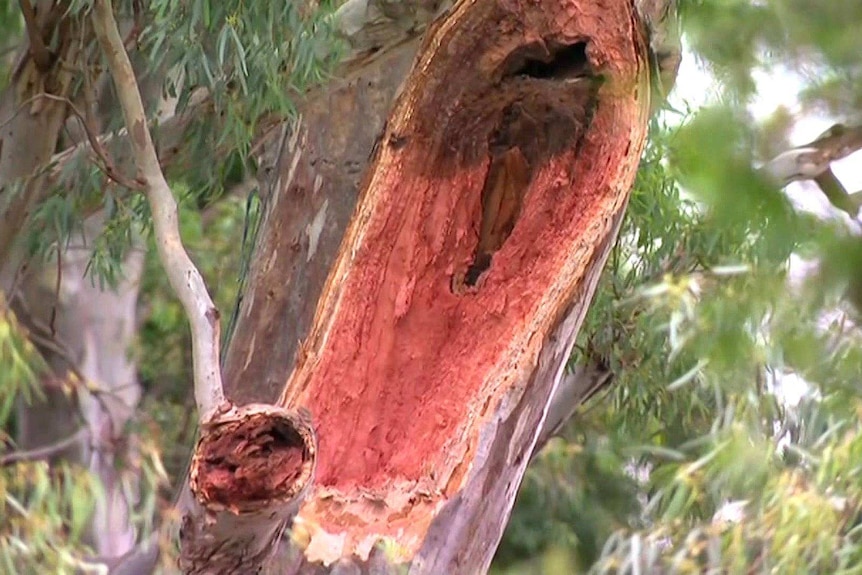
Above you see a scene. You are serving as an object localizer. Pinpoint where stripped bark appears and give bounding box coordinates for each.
[185,0,652,571]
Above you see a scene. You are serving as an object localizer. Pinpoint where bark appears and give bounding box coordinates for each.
[91,0,226,422]
[534,358,614,454]
[0,1,86,290]
[184,0,652,572]
[222,41,420,405]
[179,405,317,573]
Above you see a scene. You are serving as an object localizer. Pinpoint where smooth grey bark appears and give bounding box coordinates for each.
[29,215,144,556]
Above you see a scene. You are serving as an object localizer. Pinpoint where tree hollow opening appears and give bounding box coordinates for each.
[196,413,309,506]
[448,39,600,291]
[499,40,591,81]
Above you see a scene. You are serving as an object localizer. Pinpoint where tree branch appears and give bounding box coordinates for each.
[18,0,53,71]
[763,124,862,188]
[1,427,89,465]
[90,0,225,423]
[814,167,855,215]
[533,359,614,455]
[8,92,145,190]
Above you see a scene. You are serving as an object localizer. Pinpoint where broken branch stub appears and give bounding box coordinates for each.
[181,404,316,573]
[276,0,650,568]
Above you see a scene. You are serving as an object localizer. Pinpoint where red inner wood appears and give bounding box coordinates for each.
[197,415,307,503]
[288,0,642,535]
[300,111,626,490]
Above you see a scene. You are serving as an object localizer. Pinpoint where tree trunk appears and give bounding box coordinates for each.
[181,0,651,572]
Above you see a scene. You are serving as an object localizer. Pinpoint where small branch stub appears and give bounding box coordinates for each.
[190,404,316,514]
[181,404,317,573]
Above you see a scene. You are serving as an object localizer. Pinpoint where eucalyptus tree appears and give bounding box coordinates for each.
[10,0,862,574]
[0,0,675,572]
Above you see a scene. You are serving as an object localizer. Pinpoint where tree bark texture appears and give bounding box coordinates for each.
[0,1,87,290]
[196,0,652,572]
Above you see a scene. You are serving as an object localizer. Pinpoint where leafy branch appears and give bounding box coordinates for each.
[90,0,225,423]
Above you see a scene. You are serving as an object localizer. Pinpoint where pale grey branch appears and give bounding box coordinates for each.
[90,0,225,423]
[1,427,90,465]
[533,360,614,456]
[764,124,862,187]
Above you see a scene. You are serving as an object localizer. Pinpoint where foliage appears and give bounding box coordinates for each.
[0,461,101,574]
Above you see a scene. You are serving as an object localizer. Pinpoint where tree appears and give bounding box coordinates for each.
[171,0,667,571]
[1,0,671,572]
[6,0,862,574]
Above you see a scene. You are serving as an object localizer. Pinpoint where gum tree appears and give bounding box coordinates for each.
[0,0,679,572]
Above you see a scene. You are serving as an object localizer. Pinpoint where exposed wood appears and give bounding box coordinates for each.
[413,208,625,573]
[268,0,650,569]
[180,404,317,574]
[167,0,651,571]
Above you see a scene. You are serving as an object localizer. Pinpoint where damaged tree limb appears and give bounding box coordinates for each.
[81,0,667,571]
[90,3,319,572]
[231,0,652,571]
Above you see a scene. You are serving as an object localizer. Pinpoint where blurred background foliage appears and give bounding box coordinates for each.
[3,0,862,573]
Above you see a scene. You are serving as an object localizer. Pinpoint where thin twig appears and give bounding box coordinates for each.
[0,93,50,131]
[124,0,145,50]
[12,291,140,413]
[0,92,144,190]
[1,427,90,465]
[49,246,61,334]
[90,0,225,422]
[39,92,145,190]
